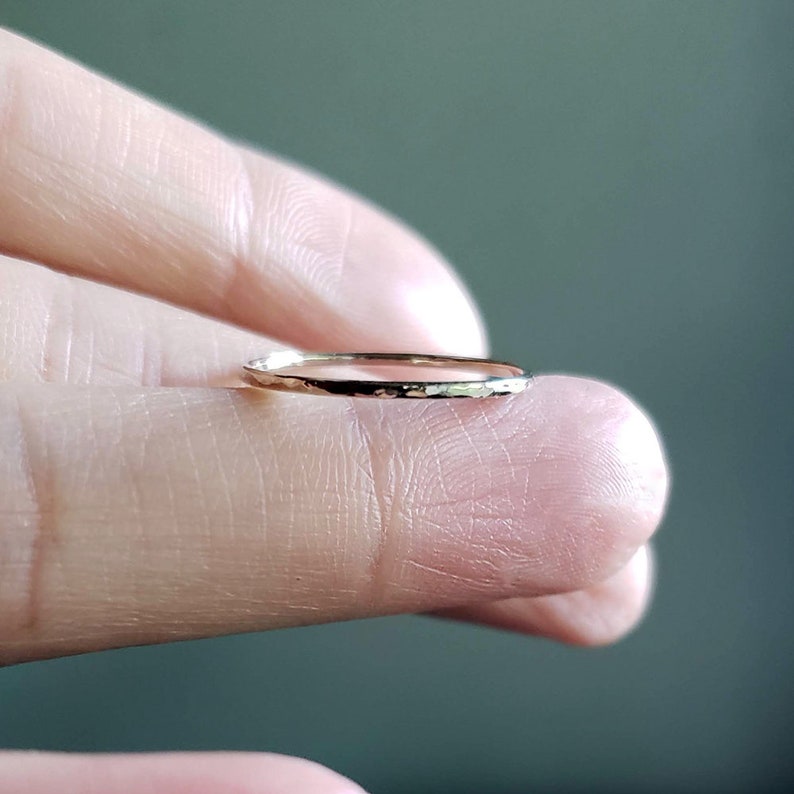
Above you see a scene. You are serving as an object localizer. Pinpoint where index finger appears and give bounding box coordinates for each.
[0,28,485,355]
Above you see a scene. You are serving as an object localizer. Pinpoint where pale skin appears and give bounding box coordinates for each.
[0,29,669,794]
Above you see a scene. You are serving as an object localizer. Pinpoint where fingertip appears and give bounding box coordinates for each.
[608,388,670,533]
[393,235,490,358]
[528,375,669,589]
[433,544,655,646]
[368,375,669,609]
[334,208,490,357]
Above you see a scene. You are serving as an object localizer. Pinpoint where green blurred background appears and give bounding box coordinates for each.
[1,1,792,792]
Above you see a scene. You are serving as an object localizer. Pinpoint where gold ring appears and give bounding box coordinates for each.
[242,351,531,399]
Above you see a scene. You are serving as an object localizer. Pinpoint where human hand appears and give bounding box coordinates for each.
[0,28,668,793]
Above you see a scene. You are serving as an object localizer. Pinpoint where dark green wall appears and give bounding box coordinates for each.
[1,2,792,791]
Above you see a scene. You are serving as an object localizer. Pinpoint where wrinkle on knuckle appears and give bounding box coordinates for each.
[344,400,396,609]
[0,391,54,646]
[377,402,530,604]
[39,272,76,383]
[217,148,362,341]
[217,146,257,313]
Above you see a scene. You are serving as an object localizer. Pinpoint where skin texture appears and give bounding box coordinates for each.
[0,28,669,793]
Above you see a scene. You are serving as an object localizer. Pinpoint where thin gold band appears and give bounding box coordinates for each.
[242,351,531,399]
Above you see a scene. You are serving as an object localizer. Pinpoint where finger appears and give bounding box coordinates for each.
[0,28,485,355]
[2,257,664,648]
[0,752,365,794]
[435,545,654,646]
[0,254,280,387]
[0,254,421,389]
[0,375,668,663]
